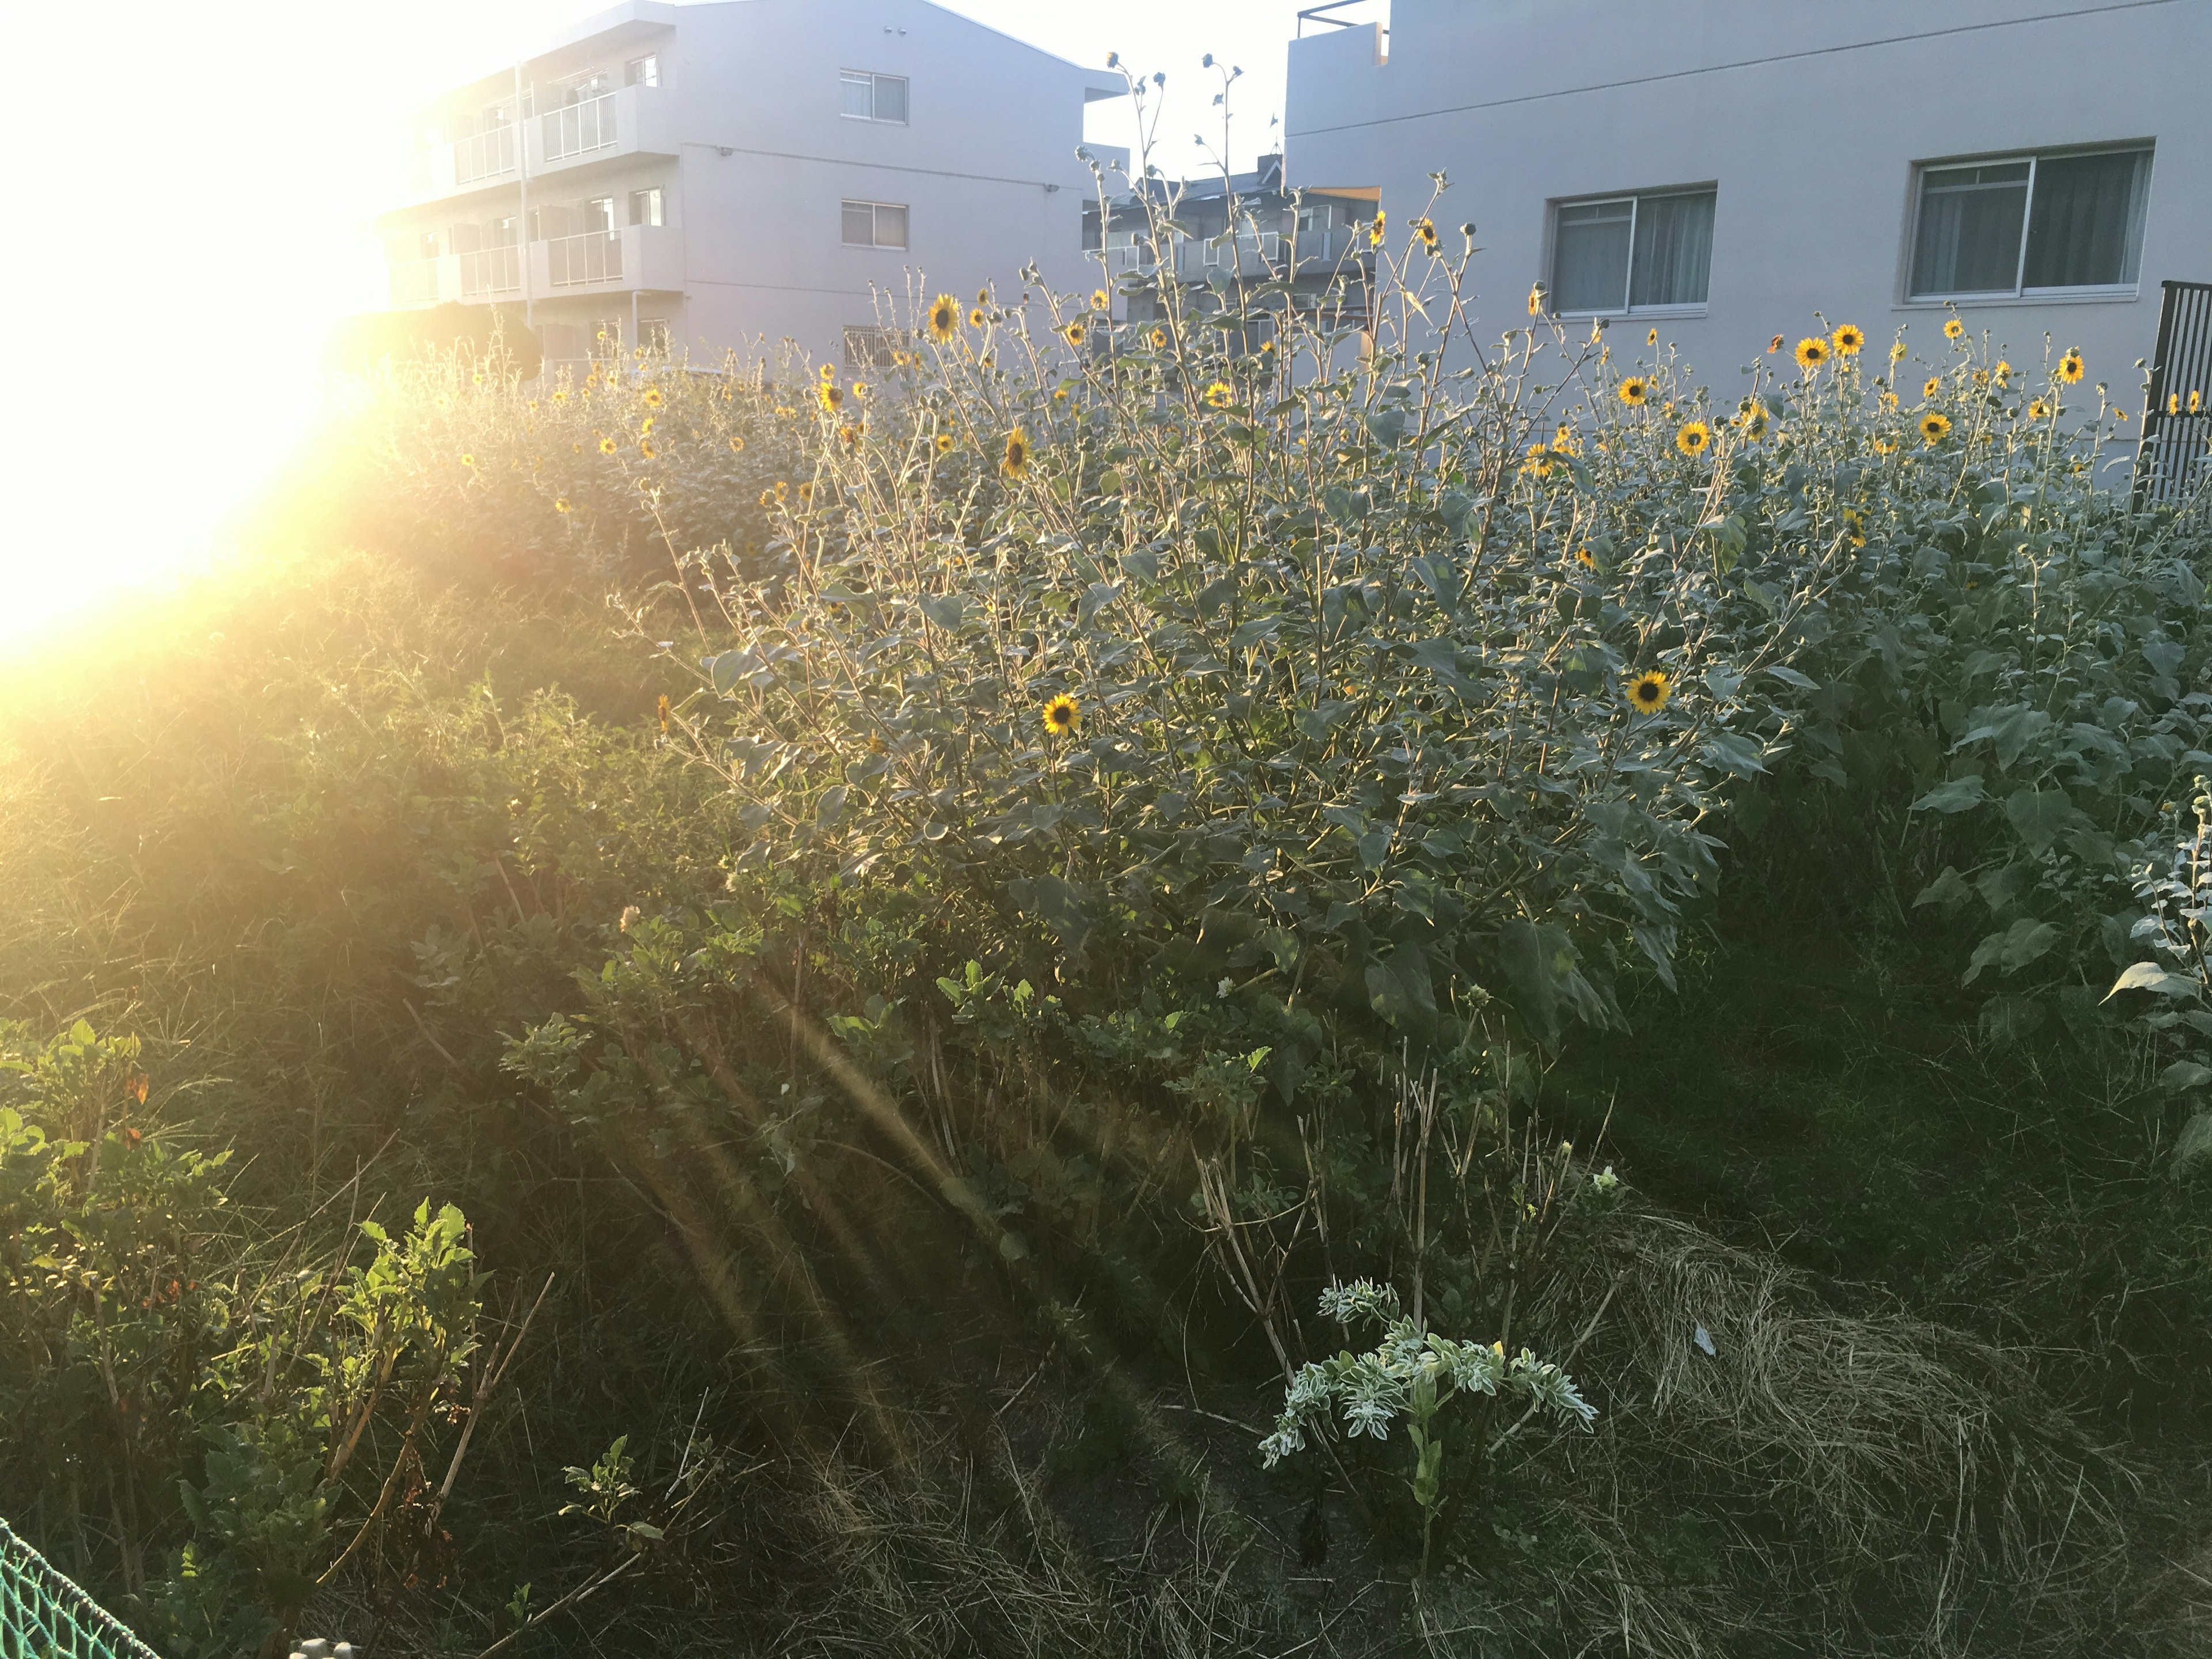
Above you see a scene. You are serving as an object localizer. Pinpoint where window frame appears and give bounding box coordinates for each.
[1903,142,2153,304]
[840,199,909,251]
[1544,185,1717,319]
[839,69,910,124]
[843,325,907,369]
[628,187,664,228]
[625,54,660,88]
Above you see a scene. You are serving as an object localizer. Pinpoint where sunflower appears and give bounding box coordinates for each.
[818,381,844,412]
[1944,317,1965,340]
[728,435,745,453]
[2058,349,2085,384]
[657,694,671,732]
[642,387,662,407]
[797,482,815,503]
[1368,209,1386,247]
[461,453,476,467]
[976,287,990,305]
[969,306,987,329]
[1832,324,1865,355]
[1890,341,1908,363]
[552,390,569,403]
[1574,546,1597,570]
[1795,336,1830,369]
[1091,288,1111,310]
[1412,216,1439,252]
[599,436,617,455]
[839,422,863,447]
[1626,670,1672,714]
[1527,282,1546,317]
[934,432,955,453]
[2171,393,2182,416]
[639,414,655,435]
[927,294,961,342]
[1646,327,1658,346]
[1741,404,1770,441]
[554,497,572,514]
[1063,319,1086,347]
[757,489,775,507]
[1149,326,1169,351]
[1202,380,1234,409]
[1971,369,1988,387]
[1873,435,1899,455]
[638,440,657,460]
[819,363,836,382]
[1923,376,1941,399]
[2027,398,2051,421]
[1042,694,1080,737]
[1994,360,2012,384]
[2192,390,2205,414]
[1552,423,1578,453]
[1001,427,1031,478]
[1521,442,1556,477]
[1618,376,1649,407]
[775,480,789,498]
[1919,411,1952,442]
[1676,420,1712,456]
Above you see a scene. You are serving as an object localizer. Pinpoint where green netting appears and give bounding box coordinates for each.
[0,1517,162,1659]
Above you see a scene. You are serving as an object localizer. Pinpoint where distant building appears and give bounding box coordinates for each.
[380,0,1122,373]
[1084,153,1380,329]
[1285,1,2212,396]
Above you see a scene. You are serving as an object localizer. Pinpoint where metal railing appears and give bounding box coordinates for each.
[541,92,617,162]
[547,230,623,287]
[1,1514,164,1658]
[460,245,521,297]
[389,257,441,306]
[454,124,517,185]
[1104,241,1157,276]
[2136,279,2212,522]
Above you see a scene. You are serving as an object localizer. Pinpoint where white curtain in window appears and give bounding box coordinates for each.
[1910,163,2029,296]
[874,204,908,249]
[2024,150,2150,289]
[1553,200,1631,313]
[873,75,908,123]
[1629,191,1714,308]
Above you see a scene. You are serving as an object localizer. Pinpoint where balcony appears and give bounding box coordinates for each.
[527,84,676,177]
[454,125,518,187]
[461,244,521,298]
[387,225,681,310]
[1104,226,1370,285]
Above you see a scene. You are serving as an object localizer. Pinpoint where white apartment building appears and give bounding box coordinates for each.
[381,0,1122,372]
[1285,1,2212,403]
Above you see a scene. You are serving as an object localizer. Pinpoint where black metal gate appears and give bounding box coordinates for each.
[2135,279,2212,519]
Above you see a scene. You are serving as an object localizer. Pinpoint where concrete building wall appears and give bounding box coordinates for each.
[381,0,1116,370]
[1285,1,2212,399]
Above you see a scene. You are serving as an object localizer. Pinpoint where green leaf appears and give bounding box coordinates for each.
[1911,775,1985,814]
[2105,960,2204,1002]
[1964,917,2058,983]
[2159,1060,2212,1093]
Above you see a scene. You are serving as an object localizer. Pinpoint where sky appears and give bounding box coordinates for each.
[0,0,1384,655]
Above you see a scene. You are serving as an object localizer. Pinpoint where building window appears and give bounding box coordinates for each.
[1908,146,2152,299]
[640,317,671,354]
[841,199,908,249]
[582,196,616,234]
[1550,189,1715,315]
[629,187,664,228]
[626,54,660,88]
[840,70,909,123]
[843,325,906,368]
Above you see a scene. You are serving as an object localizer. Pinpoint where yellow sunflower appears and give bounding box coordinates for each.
[599,436,617,455]
[727,435,745,454]
[934,432,955,453]
[1092,288,1111,310]
[927,294,961,342]
[657,694,671,732]
[1063,319,1087,347]
[1741,404,1770,441]
[1768,334,1785,354]
[1626,670,1673,714]
[1944,317,1965,340]
[1994,360,2011,384]
[1574,546,1597,570]
[1919,411,1952,442]
[1890,340,1908,362]
[1368,209,1386,248]
[2191,389,2204,414]
[1412,216,1440,252]
[1873,435,1899,456]
[1923,376,1942,399]
[818,381,844,412]
[1618,376,1649,407]
[1527,283,1546,317]
[1042,694,1080,737]
[2058,350,2085,384]
[1795,336,1830,369]
[1202,380,1234,409]
[1149,326,1169,351]
[642,387,663,407]
[1676,420,1713,456]
[1832,324,1865,355]
[2027,398,2051,421]
[1001,427,1032,478]
[638,440,656,460]
[969,306,987,329]
[554,497,572,514]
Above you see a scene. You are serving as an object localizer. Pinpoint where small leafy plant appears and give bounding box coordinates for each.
[1260,1278,1595,1577]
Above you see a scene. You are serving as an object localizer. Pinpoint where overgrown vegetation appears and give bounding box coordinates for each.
[3,127,2211,1657]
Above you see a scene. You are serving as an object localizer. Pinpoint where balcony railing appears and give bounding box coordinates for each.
[541,92,617,164]
[389,257,442,306]
[454,125,517,186]
[460,245,521,297]
[547,230,623,287]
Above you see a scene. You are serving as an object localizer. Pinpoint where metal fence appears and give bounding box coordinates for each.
[2135,279,2212,522]
[460,245,520,298]
[541,92,616,162]
[547,231,623,287]
[1,1516,162,1659]
[454,124,516,185]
